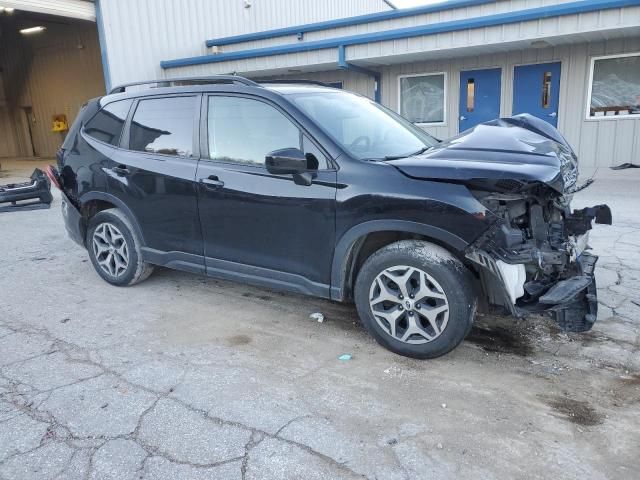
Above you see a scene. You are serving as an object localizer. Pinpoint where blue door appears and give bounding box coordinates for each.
[458,68,501,131]
[512,62,561,127]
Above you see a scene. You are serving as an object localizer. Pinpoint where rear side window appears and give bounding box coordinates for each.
[129,96,196,157]
[84,99,132,146]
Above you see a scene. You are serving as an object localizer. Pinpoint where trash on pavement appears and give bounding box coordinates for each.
[338,354,352,361]
[310,312,325,323]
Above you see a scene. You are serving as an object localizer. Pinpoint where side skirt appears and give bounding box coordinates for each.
[141,248,332,299]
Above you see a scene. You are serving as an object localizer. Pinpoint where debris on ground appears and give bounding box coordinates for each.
[310,312,325,323]
[0,168,53,213]
[610,163,640,170]
[338,354,352,361]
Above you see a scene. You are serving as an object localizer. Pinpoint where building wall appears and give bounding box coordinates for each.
[377,37,640,168]
[157,1,640,79]
[0,18,105,158]
[99,0,391,88]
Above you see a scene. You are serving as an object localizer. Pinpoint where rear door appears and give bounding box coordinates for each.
[458,68,501,131]
[512,62,561,127]
[105,94,204,267]
[195,93,337,295]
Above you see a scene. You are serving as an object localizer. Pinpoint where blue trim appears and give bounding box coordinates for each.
[205,0,496,47]
[338,45,381,103]
[162,0,640,69]
[94,0,111,92]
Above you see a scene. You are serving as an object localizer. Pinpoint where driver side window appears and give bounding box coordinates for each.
[208,96,327,168]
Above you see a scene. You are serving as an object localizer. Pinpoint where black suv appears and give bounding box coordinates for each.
[52,75,611,359]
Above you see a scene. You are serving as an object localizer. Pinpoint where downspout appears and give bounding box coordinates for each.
[94,0,112,92]
[337,45,381,103]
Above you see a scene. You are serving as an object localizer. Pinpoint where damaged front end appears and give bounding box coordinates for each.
[467,185,612,332]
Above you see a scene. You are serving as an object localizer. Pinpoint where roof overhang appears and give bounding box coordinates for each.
[1,0,96,22]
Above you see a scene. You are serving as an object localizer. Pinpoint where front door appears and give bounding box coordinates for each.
[196,94,337,295]
[458,68,501,131]
[512,62,561,127]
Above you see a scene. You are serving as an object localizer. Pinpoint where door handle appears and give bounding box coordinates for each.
[548,112,557,118]
[200,175,224,189]
[459,115,466,121]
[112,165,130,176]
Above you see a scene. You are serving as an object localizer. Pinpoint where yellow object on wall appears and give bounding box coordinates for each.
[51,114,68,132]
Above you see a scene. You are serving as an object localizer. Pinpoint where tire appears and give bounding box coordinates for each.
[86,208,154,286]
[354,240,476,359]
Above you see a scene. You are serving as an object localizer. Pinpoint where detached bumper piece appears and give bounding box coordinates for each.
[0,169,53,213]
[540,253,598,332]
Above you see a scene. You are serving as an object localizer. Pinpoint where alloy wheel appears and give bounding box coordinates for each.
[369,265,449,344]
[92,222,129,278]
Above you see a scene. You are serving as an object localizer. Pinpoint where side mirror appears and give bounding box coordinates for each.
[265,148,308,175]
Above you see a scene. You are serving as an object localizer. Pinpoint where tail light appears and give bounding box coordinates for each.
[45,165,62,190]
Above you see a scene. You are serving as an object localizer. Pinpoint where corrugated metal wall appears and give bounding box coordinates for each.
[99,0,391,87]
[157,1,640,78]
[0,18,105,158]
[375,38,640,168]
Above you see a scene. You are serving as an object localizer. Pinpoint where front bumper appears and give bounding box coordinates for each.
[541,252,598,332]
[467,204,611,332]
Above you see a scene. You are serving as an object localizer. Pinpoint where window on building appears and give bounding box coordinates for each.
[129,96,196,156]
[466,78,475,112]
[399,73,446,124]
[207,96,301,166]
[588,53,640,118]
[542,72,552,109]
[84,99,133,146]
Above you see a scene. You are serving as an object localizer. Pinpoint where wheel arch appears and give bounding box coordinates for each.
[330,220,468,301]
[78,192,145,247]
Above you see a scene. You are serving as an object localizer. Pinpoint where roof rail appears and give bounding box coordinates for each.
[256,79,331,87]
[108,75,259,94]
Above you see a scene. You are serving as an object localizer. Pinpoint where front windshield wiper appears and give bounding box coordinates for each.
[383,146,430,161]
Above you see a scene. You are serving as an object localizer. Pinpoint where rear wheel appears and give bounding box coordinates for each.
[354,240,476,359]
[86,208,153,286]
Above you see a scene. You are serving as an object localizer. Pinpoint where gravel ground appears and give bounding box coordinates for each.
[1,159,639,479]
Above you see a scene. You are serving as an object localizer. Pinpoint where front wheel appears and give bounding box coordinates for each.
[354,240,476,359]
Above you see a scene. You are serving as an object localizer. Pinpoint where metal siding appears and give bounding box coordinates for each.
[100,0,390,87]
[376,38,640,168]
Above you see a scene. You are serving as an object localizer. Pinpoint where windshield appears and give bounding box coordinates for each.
[288,91,438,160]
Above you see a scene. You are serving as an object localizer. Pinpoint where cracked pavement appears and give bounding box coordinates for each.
[1,160,639,479]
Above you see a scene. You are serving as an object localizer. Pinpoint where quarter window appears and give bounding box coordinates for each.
[129,96,196,156]
[207,96,301,166]
[84,99,132,146]
[588,53,640,118]
[399,73,446,124]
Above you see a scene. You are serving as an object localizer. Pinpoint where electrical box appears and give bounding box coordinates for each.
[51,114,68,132]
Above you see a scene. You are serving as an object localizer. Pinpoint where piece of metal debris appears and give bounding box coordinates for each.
[310,312,325,323]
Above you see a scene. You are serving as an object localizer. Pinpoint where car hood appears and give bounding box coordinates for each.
[386,114,578,194]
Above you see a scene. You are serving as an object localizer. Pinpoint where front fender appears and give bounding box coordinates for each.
[329,220,468,301]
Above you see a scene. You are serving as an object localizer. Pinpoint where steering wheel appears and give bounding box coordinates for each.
[349,135,370,151]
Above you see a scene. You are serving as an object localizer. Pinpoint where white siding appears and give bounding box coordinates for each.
[99,0,390,87]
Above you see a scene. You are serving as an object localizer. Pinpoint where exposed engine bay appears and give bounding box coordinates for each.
[467,184,612,332]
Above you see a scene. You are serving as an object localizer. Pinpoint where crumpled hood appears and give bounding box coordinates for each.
[387,114,578,193]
